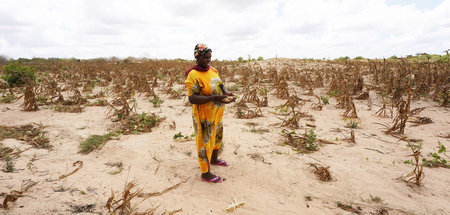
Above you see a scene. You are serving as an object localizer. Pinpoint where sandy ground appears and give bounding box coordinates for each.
[1,62,450,215]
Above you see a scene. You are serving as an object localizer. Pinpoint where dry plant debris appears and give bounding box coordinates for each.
[336,201,361,214]
[224,199,245,213]
[400,142,424,186]
[0,123,51,149]
[408,116,433,126]
[59,160,83,180]
[385,98,410,134]
[280,129,318,153]
[0,180,38,209]
[235,107,263,119]
[106,180,153,215]
[69,203,96,213]
[22,85,38,111]
[308,163,333,182]
[137,177,190,198]
[107,177,189,215]
[247,153,271,165]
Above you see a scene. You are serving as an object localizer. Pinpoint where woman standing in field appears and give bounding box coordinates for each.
[185,43,235,183]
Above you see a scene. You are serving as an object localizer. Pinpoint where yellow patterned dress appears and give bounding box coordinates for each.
[185,67,225,173]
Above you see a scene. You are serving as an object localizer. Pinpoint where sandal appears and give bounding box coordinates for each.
[201,176,224,183]
[211,160,229,167]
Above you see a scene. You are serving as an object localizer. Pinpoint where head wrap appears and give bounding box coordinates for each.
[185,43,212,77]
[194,43,211,58]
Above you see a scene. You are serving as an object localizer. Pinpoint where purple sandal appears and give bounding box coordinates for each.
[201,176,224,183]
[211,160,229,167]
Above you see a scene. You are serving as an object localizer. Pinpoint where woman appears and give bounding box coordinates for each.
[185,43,235,183]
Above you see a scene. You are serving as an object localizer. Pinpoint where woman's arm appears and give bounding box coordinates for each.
[189,94,227,104]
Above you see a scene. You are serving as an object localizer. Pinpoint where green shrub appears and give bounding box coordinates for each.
[346,120,359,128]
[1,62,36,87]
[3,155,14,172]
[79,134,112,154]
[328,90,340,97]
[320,95,329,105]
[388,55,398,60]
[337,56,350,61]
[137,112,160,127]
[173,131,195,140]
[304,129,318,151]
[0,94,16,103]
[275,104,289,113]
[422,143,449,168]
[150,97,164,107]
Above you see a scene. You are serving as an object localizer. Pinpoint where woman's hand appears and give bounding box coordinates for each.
[214,94,235,104]
[220,95,236,104]
[213,95,228,102]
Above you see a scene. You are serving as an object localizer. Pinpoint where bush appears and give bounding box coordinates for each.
[320,95,329,105]
[337,56,350,61]
[304,129,318,151]
[150,97,164,107]
[1,62,36,87]
[389,55,398,60]
[79,134,112,154]
[3,155,15,172]
[0,55,8,64]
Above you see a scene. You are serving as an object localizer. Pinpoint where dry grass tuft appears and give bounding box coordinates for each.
[235,107,263,119]
[308,163,333,182]
[336,201,361,214]
[106,177,189,215]
[0,180,38,209]
[106,180,154,215]
[0,123,51,149]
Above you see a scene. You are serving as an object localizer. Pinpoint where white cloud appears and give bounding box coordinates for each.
[0,0,448,59]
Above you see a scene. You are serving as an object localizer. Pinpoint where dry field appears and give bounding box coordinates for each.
[0,57,449,214]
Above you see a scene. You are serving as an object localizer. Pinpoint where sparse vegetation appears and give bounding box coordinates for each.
[150,97,164,107]
[320,95,329,105]
[345,119,359,128]
[304,129,318,151]
[173,131,195,141]
[0,55,449,214]
[422,143,449,168]
[400,141,425,186]
[79,134,112,154]
[3,155,15,172]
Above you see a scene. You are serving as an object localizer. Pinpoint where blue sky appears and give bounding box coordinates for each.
[0,0,449,60]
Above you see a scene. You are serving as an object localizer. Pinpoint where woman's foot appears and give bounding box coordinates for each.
[211,149,229,166]
[201,172,224,183]
[210,159,229,166]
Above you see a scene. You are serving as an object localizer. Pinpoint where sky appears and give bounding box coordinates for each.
[0,0,449,60]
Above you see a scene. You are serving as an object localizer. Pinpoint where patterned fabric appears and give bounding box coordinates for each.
[185,66,225,173]
[194,43,211,58]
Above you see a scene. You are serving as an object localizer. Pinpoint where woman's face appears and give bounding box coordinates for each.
[196,51,211,68]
